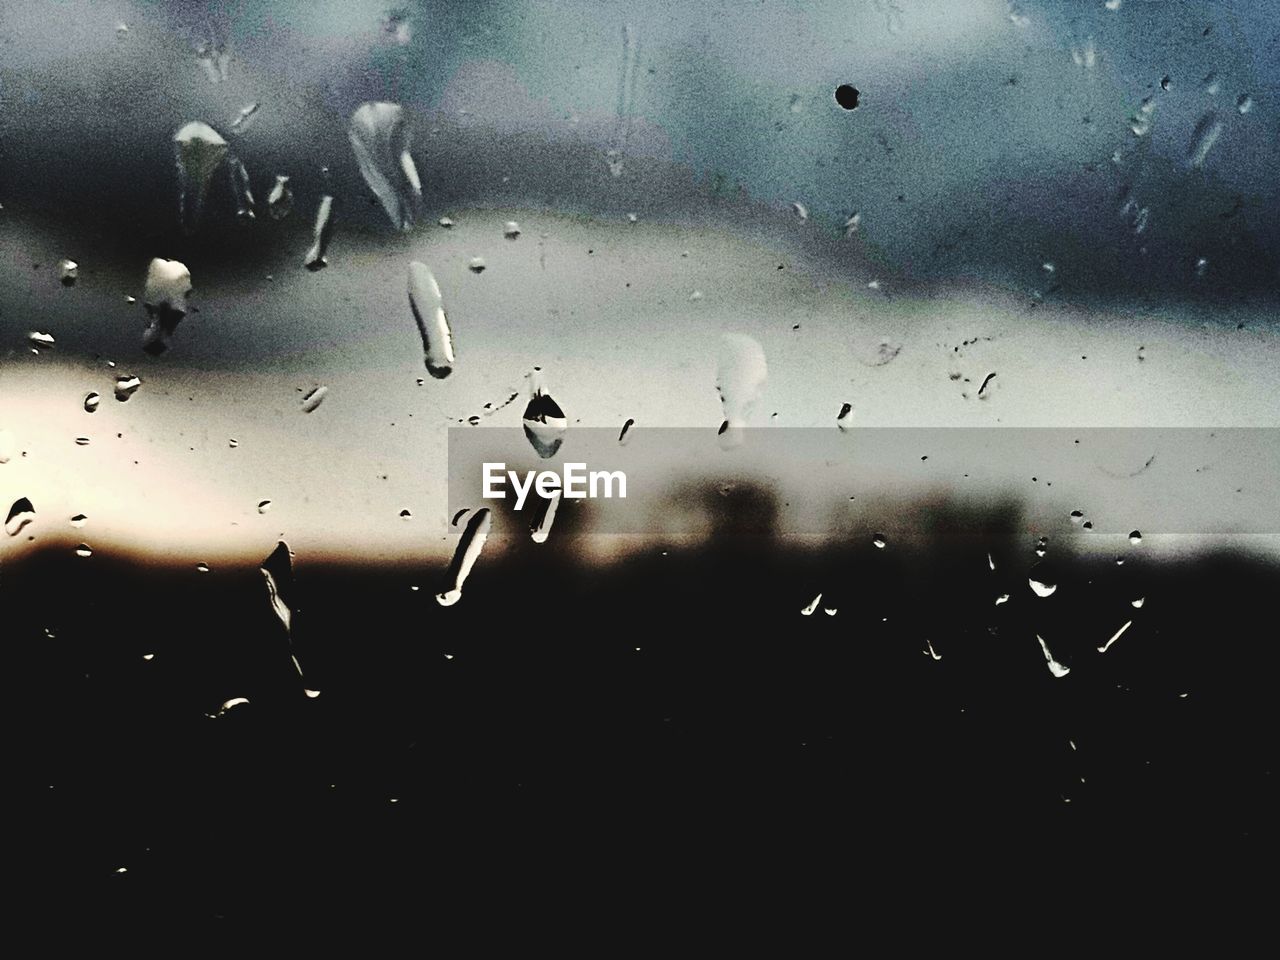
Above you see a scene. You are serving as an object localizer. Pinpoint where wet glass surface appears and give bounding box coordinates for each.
[4,0,1277,939]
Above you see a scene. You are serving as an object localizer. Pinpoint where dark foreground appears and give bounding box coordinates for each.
[12,524,1277,938]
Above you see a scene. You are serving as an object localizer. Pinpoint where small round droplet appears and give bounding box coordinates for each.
[872,533,887,549]
[84,392,100,412]
[257,500,272,514]
[835,84,860,110]
[70,514,87,527]
[196,562,209,573]
[1128,530,1142,545]
[399,509,412,520]
[229,438,239,448]
[503,221,521,239]
[468,257,486,273]
[74,543,93,558]
[438,216,455,228]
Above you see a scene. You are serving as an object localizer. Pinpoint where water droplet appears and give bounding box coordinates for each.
[1131,596,1145,608]
[5,497,35,536]
[116,23,129,38]
[196,562,209,573]
[266,175,292,220]
[1195,257,1209,277]
[1236,93,1254,114]
[348,102,421,231]
[70,514,87,527]
[626,212,639,223]
[228,438,239,449]
[438,216,455,228]
[257,500,271,514]
[261,541,313,690]
[304,195,335,271]
[1160,74,1171,91]
[468,256,486,274]
[74,543,93,558]
[995,593,1010,605]
[716,334,767,447]
[1070,38,1096,71]
[29,331,55,349]
[214,697,249,717]
[924,638,942,660]
[174,122,229,234]
[194,39,230,83]
[1036,634,1070,677]
[58,259,78,285]
[1028,569,1057,597]
[1104,0,1121,10]
[1128,529,1142,545]
[836,403,854,432]
[300,386,328,413]
[229,102,260,133]
[399,509,412,520]
[1129,97,1155,136]
[74,437,91,447]
[226,154,254,219]
[407,262,455,379]
[872,533,887,549]
[142,653,154,661]
[1097,619,1132,653]
[618,418,635,444]
[800,593,822,616]
[834,85,860,109]
[790,201,809,221]
[688,289,703,301]
[824,608,837,617]
[529,490,561,544]
[84,392,100,413]
[381,10,413,44]
[1202,72,1221,96]
[522,368,567,458]
[503,221,521,239]
[437,508,491,606]
[141,258,192,355]
[1187,112,1223,168]
[843,212,861,236]
[114,375,141,402]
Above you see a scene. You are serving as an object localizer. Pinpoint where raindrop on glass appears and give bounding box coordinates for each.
[173,122,228,235]
[5,498,35,536]
[114,375,141,402]
[437,508,492,606]
[407,262,455,379]
[84,393,100,413]
[304,196,335,271]
[74,543,93,558]
[266,175,293,220]
[300,386,328,413]
[348,102,422,231]
[522,368,567,459]
[142,258,192,355]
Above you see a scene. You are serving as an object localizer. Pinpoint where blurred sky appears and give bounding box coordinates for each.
[1,0,1278,568]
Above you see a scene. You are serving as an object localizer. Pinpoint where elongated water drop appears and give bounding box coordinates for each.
[522,368,567,459]
[114,375,141,402]
[618,418,635,445]
[407,262,455,379]
[5,497,35,536]
[716,334,767,448]
[304,196,335,270]
[174,122,228,235]
[29,332,55,350]
[141,258,192,355]
[301,386,328,413]
[1036,634,1070,677]
[349,102,421,231]
[229,102,260,133]
[74,543,93,558]
[801,593,822,616]
[529,491,561,544]
[260,541,314,692]
[226,154,255,219]
[437,508,491,606]
[84,392,100,412]
[59,260,78,285]
[1187,112,1222,169]
[266,175,292,220]
[1028,570,1057,598]
[1097,620,1132,653]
